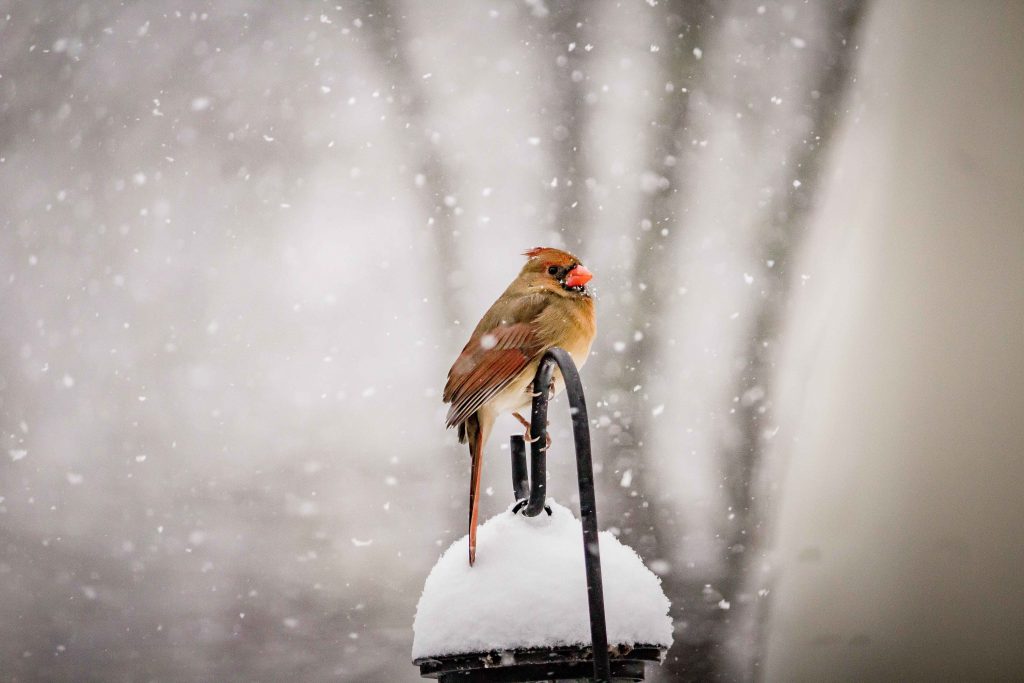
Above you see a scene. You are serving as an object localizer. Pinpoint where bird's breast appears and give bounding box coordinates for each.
[559,299,596,369]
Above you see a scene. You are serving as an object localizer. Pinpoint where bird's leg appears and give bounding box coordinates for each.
[513,411,539,444]
[514,411,552,450]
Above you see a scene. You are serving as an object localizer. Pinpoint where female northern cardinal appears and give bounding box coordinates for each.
[444,247,596,565]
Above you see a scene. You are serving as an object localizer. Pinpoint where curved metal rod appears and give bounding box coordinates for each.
[509,347,610,682]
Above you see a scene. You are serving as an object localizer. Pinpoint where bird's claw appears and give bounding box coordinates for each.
[527,380,556,398]
[525,433,552,451]
[514,412,541,444]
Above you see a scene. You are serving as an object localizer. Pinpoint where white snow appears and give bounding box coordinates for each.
[411,501,673,660]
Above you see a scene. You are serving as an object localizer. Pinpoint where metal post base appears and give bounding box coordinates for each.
[416,645,664,682]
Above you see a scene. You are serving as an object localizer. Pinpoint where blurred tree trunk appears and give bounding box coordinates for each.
[526,0,594,247]
[597,1,866,680]
[351,0,464,335]
[722,2,867,679]
[593,0,714,671]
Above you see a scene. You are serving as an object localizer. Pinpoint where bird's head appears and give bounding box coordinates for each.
[520,247,593,298]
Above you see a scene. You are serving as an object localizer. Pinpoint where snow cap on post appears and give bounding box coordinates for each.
[411,500,673,660]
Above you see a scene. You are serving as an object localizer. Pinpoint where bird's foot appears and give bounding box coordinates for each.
[524,432,553,450]
[526,380,556,398]
[514,412,552,450]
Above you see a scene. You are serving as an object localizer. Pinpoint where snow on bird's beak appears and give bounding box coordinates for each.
[564,264,593,288]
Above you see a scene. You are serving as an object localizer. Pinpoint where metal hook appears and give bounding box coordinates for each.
[509,347,610,682]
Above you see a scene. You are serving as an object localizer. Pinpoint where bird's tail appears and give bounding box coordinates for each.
[466,413,483,566]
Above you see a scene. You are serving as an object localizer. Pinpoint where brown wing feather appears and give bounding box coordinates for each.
[444,322,543,429]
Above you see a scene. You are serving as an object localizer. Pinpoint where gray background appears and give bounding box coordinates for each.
[1,1,1021,680]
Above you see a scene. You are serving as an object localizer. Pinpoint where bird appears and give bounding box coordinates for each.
[444,247,596,565]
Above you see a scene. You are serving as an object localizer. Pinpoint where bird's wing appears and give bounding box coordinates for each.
[444,316,545,429]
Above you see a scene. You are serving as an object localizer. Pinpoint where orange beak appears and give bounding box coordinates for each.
[564,264,593,288]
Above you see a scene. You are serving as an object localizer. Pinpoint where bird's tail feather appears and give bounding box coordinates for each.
[466,414,483,566]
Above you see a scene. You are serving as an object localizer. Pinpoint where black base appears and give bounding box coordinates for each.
[415,644,665,682]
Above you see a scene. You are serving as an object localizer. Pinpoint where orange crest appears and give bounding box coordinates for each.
[523,246,579,266]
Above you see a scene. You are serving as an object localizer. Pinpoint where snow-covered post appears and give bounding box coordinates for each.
[413,349,673,681]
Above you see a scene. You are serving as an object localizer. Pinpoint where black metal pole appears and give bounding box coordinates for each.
[510,435,529,503]
[509,348,610,682]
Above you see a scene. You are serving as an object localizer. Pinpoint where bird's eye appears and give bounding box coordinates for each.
[547,265,559,276]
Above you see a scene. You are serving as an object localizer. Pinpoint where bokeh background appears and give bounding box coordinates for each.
[1,1,1021,681]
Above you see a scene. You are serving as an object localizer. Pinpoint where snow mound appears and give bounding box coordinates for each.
[412,500,673,660]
